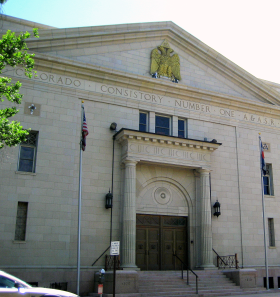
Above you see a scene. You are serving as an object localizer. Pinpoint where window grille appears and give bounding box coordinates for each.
[178,119,187,138]
[14,202,28,241]
[155,115,170,136]
[268,218,275,247]
[139,112,148,132]
[18,131,38,173]
[263,164,274,196]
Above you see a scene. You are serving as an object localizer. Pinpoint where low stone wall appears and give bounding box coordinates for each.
[223,269,257,288]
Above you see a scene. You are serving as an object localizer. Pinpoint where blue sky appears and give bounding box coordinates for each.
[2,0,280,84]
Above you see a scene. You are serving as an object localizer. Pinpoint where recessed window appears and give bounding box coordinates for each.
[18,131,38,173]
[178,119,187,138]
[139,112,148,132]
[268,218,275,247]
[263,164,273,196]
[155,115,170,136]
[15,202,28,241]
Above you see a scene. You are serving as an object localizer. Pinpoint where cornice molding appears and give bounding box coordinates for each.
[1,14,56,30]
[114,129,221,151]
[30,53,280,118]
[114,129,220,169]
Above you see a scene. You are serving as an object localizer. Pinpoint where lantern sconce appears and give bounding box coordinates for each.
[213,200,221,217]
[105,190,113,209]
[28,104,36,115]
[109,122,117,131]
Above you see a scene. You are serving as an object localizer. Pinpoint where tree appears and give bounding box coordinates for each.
[0,28,39,149]
[0,0,8,13]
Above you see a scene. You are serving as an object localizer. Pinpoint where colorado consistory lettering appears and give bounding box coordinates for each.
[13,69,279,128]
[100,85,163,103]
[15,68,82,88]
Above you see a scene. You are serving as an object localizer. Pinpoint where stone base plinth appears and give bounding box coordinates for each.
[94,270,139,294]
[223,269,257,288]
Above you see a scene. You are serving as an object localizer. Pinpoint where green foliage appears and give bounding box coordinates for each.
[0,28,39,149]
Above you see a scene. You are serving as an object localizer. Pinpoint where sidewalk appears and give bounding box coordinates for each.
[220,289,280,297]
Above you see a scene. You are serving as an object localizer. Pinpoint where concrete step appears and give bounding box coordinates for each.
[139,284,239,291]
[88,270,271,297]
[137,270,247,296]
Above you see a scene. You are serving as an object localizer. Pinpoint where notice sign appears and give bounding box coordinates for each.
[110,241,120,255]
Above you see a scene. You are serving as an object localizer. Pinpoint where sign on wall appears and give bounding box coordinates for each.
[110,241,120,256]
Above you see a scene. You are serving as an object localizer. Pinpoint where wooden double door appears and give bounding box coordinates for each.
[136,214,188,270]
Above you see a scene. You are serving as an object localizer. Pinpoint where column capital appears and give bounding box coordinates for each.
[197,168,210,175]
[123,158,138,166]
[193,169,200,178]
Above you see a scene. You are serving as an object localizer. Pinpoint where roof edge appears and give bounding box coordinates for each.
[1,14,57,30]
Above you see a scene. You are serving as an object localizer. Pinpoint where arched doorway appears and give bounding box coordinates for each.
[135,165,192,270]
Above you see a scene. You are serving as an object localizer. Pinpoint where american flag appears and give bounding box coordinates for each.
[81,109,89,151]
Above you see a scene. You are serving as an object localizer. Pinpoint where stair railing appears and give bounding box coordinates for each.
[213,248,239,269]
[173,252,198,294]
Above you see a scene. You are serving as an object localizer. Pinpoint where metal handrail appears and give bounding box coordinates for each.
[92,245,110,266]
[213,248,239,269]
[212,248,227,266]
[173,252,198,294]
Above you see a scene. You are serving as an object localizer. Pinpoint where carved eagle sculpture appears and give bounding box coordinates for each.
[150,41,181,81]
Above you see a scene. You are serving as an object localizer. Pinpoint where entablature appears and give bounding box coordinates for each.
[114,129,221,169]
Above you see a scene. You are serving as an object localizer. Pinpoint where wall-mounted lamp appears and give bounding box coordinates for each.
[105,190,113,209]
[28,104,36,115]
[213,200,221,217]
[110,122,117,131]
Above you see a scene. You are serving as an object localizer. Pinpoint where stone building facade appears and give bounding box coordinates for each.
[1,15,280,294]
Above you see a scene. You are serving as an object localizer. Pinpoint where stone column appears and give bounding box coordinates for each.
[121,159,138,269]
[199,168,215,268]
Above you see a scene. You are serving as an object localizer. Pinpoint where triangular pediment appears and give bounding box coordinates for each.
[5,15,280,105]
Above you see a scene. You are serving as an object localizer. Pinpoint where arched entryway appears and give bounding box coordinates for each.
[115,129,220,269]
[135,166,192,270]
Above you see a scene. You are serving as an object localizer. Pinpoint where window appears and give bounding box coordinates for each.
[139,112,148,132]
[263,164,273,196]
[18,131,38,173]
[14,202,28,241]
[139,112,188,138]
[268,218,275,247]
[155,115,170,136]
[178,119,187,138]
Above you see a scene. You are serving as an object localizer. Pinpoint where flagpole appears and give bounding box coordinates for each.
[77,102,84,295]
[259,133,269,290]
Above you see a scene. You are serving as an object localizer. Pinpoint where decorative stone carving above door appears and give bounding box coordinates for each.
[137,178,189,216]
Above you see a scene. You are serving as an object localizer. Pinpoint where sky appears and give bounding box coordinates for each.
[2,0,280,84]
